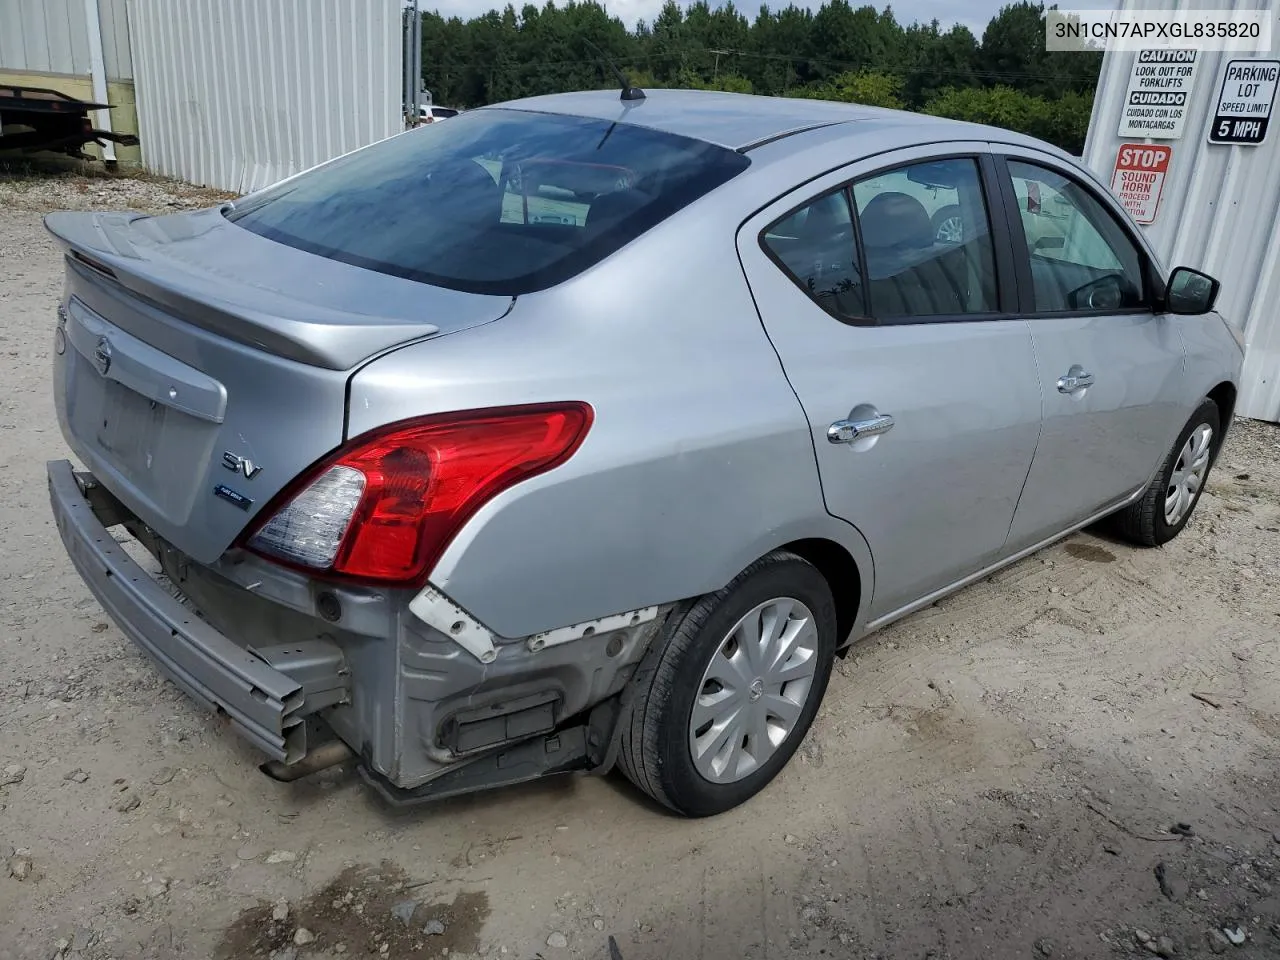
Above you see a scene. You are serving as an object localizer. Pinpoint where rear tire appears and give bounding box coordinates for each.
[1110,398,1220,546]
[617,551,837,817]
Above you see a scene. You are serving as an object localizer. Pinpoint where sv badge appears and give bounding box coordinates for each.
[221,452,263,480]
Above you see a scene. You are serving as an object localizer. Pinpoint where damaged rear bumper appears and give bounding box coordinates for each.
[48,458,671,803]
[47,459,313,762]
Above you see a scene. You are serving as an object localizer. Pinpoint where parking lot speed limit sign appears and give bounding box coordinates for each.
[1209,59,1279,145]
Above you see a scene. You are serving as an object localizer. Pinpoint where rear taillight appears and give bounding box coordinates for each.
[245,403,593,585]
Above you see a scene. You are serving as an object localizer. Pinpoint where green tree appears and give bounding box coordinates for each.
[793,70,905,109]
[414,0,1101,150]
[979,1,1045,91]
[420,12,473,106]
[977,2,1101,98]
[648,0,692,82]
[746,5,813,94]
[922,84,1093,152]
[900,21,978,108]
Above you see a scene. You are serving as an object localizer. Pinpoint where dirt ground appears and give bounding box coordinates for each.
[2,173,1279,960]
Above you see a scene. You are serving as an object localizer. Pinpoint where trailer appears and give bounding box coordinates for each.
[0,84,139,160]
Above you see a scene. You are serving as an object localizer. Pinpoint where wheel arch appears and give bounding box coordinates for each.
[781,537,863,650]
[1207,380,1237,426]
[1206,380,1237,463]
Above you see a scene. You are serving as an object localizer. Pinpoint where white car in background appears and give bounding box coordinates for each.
[419,105,460,123]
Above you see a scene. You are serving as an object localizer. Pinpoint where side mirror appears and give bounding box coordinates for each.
[1166,266,1220,315]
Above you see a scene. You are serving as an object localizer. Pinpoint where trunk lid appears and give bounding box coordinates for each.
[46,207,513,565]
[46,207,513,369]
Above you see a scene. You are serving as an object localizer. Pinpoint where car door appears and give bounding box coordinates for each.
[993,150,1189,551]
[737,145,1043,623]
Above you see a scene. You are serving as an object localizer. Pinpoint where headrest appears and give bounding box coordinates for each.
[859,191,933,251]
[799,192,850,241]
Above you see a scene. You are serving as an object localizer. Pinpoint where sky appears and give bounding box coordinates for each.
[416,0,1123,39]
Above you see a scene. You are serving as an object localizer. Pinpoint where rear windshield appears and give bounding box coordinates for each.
[226,108,750,295]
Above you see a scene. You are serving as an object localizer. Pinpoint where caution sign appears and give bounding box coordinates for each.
[1118,50,1201,139]
[1209,59,1279,145]
[1110,144,1172,225]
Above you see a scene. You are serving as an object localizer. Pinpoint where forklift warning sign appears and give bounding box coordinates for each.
[1110,144,1172,225]
[1118,50,1200,139]
[1209,59,1279,144]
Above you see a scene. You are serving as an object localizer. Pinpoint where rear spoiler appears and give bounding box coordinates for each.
[43,208,441,370]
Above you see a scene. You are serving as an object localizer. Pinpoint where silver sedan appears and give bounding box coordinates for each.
[45,88,1242,816]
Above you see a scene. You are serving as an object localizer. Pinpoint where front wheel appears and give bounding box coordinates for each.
[617,551,837,817]
[1111,398,1221,546]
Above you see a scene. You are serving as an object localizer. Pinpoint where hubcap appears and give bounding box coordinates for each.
[688,597,819,784]
[1165,423,1214,526]
[936,216,963,243]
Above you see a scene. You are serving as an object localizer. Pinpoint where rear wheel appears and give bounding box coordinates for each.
[1111,398,1220,546]
[617,551,837,817]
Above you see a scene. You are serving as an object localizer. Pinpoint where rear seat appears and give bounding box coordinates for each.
[860,191,990,318]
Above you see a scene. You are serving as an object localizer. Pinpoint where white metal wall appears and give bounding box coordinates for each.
[127,0,401,194]
[0,0,132,80]
[1084,0,1280,422]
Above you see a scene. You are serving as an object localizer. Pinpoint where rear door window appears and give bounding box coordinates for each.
[759,156,1002,325]
[761,190,865,320]
[851,158,999,320]
[227,109,750,295]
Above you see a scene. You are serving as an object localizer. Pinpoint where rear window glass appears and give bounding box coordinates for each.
[226,108,750,295]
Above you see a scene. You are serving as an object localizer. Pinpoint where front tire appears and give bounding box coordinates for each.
[617,551,837,817]
[1111,398,1221,546]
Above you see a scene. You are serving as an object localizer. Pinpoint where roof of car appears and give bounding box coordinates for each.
[491,88,975,152]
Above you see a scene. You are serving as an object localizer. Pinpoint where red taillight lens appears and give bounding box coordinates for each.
[245,403,592,585]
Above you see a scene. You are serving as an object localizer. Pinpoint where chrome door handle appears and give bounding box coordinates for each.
[1057,371,1095,393]
[828,413,895,444]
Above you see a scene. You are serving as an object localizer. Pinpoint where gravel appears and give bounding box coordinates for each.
[8,854,33,881]
[390,900,418,927]
[0,164,234,215]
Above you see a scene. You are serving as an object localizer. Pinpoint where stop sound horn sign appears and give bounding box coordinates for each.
[1110,144,1172,225]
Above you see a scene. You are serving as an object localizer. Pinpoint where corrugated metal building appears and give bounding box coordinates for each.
[129,0,402,193]
[1,0,402,193]
[1084,0,1280,423]
[0,0,132,77]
